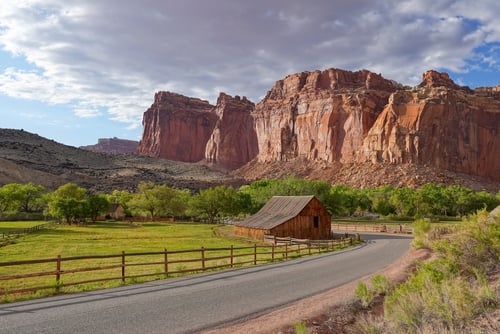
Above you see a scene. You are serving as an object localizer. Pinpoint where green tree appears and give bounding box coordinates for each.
[47,183,87,224]
[189,185,239,223]
[389,187,416,217]
[107,189,133,216]
[128,182,188,220]
[368,185,396,216]
[87,194,111,222]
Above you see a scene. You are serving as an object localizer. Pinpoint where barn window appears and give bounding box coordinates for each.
[313,216,319,228]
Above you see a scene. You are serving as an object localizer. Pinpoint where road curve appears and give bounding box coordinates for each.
[0,234,411,334]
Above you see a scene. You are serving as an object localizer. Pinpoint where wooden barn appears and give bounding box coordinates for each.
[234,195,331,240]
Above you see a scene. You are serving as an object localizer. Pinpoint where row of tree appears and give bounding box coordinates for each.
[0,178,498,223]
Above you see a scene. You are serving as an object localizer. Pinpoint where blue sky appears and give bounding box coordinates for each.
[1,0,499,147]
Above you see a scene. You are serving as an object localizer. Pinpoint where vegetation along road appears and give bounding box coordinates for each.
[0,233,412,334]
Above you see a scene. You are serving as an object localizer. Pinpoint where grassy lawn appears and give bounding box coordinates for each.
[0,221,354,302]
[0,221,48,233]
[0,221,261,300]
[0,221,257,260]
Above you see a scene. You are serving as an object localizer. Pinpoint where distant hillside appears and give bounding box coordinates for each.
[80,137,139,154]
[0,128,242,192]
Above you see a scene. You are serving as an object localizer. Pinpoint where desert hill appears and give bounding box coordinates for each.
[0,128,242,192]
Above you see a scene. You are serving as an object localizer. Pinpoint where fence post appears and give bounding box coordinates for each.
[201,247,205,270]
[56,255,61,292]
[285,244,288,260]
[272,244,275,262]
[121,251,125,282]
[164,248,168,276]
[253,244,257,265]
[230,245,234,268]
[308,240,311,255]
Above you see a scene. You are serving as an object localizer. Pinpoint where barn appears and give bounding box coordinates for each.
[234,195,331,240]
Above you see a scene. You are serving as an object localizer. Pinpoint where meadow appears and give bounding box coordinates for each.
[0,221,350,302]
[0,221,262,301]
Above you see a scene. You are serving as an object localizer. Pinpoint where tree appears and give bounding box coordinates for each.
[107,189,133,216]
[189,186,239,223]
[47,183,87,224]
[128,182,188,220]
[17,183,47,213]
[87,194,110,222]
[368,185,396,216]
[389,187,417,217]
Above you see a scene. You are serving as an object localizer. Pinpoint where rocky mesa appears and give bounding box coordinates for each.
[137,68,500,186]
[80,137,139,154]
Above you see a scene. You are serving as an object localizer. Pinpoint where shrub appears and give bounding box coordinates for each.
[355,281,375,308]
[371,274,391,295]
[293,321,308,334]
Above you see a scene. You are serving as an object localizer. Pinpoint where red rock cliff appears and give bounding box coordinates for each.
[137,91,217,162]
[253,68,400,163]
[205,93,258,169]
[361,71,500,181]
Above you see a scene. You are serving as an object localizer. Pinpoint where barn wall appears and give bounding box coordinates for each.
[270,198,331,239]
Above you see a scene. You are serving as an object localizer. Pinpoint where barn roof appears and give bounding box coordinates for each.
[236,195,316,230]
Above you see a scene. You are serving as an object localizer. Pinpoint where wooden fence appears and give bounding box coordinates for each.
[1,223,51,240]
[0,239,352,297]
[331,223,413,234]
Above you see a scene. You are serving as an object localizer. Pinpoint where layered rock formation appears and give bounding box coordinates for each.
[137,92,217,162]
[138,68,500,184]
[138,91,258,168]
[362,71,500,181]
[205,93,258,169]
[80,137,139,154]
[253,68,400,163]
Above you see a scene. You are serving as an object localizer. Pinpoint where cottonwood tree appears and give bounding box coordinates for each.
[128,182,188,220]
[189,185,240,223]
[0,183,47,215]
[47,183,87,224]
[87,194,111,222]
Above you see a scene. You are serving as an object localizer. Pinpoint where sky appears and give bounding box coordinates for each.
[0,0,499,147]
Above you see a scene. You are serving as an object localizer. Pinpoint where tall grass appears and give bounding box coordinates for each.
[358,209,499,334]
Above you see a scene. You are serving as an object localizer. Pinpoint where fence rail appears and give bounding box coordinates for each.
[331,223,413,234]
[1,223,51,240]
[0,238,353,298]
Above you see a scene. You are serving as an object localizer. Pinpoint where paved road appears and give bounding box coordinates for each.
[0,234,411,334]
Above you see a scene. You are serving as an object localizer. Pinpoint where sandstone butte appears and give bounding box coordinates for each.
[137,68,500,183]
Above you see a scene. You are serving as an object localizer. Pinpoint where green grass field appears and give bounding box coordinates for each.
[0,221,262,300]
[0,221,48,233]
[0,221,256,261]
[0,221,353,302]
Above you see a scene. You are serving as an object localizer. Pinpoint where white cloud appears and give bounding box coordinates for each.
[0,0,499,132]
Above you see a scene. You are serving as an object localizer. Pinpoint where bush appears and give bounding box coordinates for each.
[371,274,391,295]
[355,281,375,308]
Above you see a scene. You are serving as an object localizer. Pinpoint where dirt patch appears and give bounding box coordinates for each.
[203,247,431,334]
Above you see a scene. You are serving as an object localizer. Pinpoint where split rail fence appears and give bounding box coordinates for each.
[0,238,352,298]
[332,223,413,234]
[1,223,51,240]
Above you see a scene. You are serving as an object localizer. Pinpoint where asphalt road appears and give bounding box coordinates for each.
[0,234,412,334]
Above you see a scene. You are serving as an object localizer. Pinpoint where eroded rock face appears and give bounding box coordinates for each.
[418,69,472,92]
[360,86,500,181]
[137,69,500,184]
[137,91,217,162]
[205,93,258,169]
[253,68,399,163]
